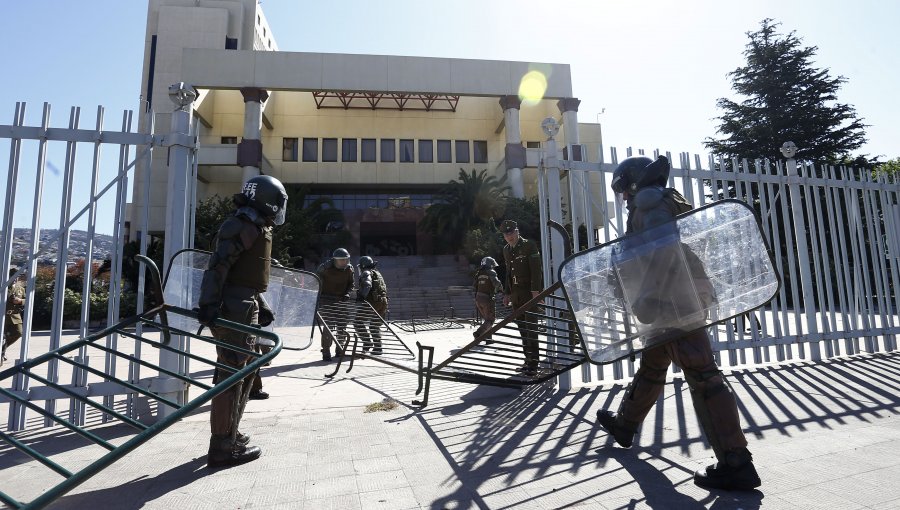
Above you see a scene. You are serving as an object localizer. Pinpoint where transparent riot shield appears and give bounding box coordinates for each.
[558,199,779,364]
[162,249,320,349]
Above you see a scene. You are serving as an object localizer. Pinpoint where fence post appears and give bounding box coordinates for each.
[782,142,820,360]
[158,83,197,418]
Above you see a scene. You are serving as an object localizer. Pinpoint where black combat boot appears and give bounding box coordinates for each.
[249,390,269,400]
[236,431,250,446]
[321,349,332,361]
[207,434,261,468]
[694,448,761,491]
[596,410,638,448]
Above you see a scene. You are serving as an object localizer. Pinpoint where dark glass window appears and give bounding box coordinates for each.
[437,140,452,163]
[455,140,470,163]
[418,140,433,163]
[400,139,414,163]
[342,138,357,162]
[302,138,317,162]
[225,37,238,50]
[526,141,541,149]
[473,140,488,163]
[221,136,237,144]
[380,139,395,162]
[322,138,337,162]
[361,139,376,162]
[282,138,298,161]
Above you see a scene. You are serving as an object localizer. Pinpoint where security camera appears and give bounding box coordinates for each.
[780,141,798,159]
[168,82,198,108]
[541,117,560,138]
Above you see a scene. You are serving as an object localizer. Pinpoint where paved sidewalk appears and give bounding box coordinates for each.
[1,326,899,509]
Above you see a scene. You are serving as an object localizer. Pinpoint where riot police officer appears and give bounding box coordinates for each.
[355,256,388,355]
[197,174,287,468]
[501,219,544,375]
[316,248,355,361]
[596,155,760,491]
[473,257,502,341]
[2,268,25,365]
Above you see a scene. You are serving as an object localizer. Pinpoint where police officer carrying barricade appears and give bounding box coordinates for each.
[355,256,388,355]
[316,248,355,361]
[472,257,502,342]
[500,219,544,375]
[2,267,25,365]
[595,155,760,491]
[196,174,287,468]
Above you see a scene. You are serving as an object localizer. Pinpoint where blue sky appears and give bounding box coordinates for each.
[0,0,898,235]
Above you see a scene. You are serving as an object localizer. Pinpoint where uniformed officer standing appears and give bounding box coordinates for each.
[355,256,388,355]
[596,155,760,491]
[316,248,355,361]
[2,268,25,365]
[500,219,544,375]
[472,257,502,341]
[197,174,287,468]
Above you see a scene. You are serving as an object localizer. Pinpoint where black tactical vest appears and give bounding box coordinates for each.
[225,226,272,291]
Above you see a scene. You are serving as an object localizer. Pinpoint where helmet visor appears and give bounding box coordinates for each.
[273,192,288,226]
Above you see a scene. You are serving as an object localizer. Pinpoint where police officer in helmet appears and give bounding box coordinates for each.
[197,174,287,468]
[316,248,355,360]
[355,255,388,355]
[597,155,761,491]
[472,257,502,342]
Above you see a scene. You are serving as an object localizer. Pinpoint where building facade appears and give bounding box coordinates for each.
[132,0,603,261]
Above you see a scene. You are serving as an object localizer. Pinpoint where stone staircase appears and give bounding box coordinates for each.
[373,255,477,321]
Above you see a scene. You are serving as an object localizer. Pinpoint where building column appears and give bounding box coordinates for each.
[239,87,269,183]
[558,98,584,247]
[500,95,526,198]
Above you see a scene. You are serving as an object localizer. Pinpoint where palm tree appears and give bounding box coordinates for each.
[421,169,510,253]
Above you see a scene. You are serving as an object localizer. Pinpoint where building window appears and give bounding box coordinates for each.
[225,37,238,50]
[361,139,376,162]
[526,141,541,149]
[322,138,338,162]
[418,140,433,163]
[342,139,357,162]
[400,139,414,163]
[455,140,470,163]
[302,138,317,162]
[221,136,238,144]
[381,139,395,162]
[473,141,488,164]
[282,138,298,161]
[437,140,451,163]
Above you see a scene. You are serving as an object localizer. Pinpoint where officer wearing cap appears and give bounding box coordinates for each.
[316,248,355,361]
[3,267,25,365]
[500,219,544,375]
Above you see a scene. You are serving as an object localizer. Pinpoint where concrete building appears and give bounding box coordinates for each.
[131,0,603,262]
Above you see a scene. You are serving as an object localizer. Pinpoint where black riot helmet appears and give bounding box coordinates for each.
[332,248,350,259]
[610,155,671,194]
[358,256,376,269]
[480,256,498,269]
[238,175,288,225]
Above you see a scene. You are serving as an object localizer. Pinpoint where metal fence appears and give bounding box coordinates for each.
[560,145,900,385]
[0,101,168,431]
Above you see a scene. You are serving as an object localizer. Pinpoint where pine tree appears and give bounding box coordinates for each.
[705,19,868,163]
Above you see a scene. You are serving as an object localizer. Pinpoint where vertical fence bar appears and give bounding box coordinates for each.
[806,163,838,357]
[45,106,81,426]
[73,105,105,425]
[844,167,876,352]
[860,168,891,352]
[827,165,860,354]
[752,160,774,363]
[0,103,25,350]
[12,103,51,430]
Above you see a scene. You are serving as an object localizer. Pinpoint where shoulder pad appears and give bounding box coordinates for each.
[488,269,498,277]
[634,187,665,211]
[665,188,694,214]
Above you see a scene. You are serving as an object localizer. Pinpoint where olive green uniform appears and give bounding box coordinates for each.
[502,237,544,369]
[198,210,272,439]
[3,280,25,362]
[355,268,388,353]
[316,260,355,354]
[473,267,502,339]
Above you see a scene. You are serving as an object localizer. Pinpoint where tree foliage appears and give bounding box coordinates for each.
[421,169,510,253]
[705,19,868,163]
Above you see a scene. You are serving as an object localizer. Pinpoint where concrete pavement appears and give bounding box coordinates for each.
[1,326,898,509]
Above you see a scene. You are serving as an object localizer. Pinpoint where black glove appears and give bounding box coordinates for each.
[632,297,659,324]
[356,294,365,302]
[341,294,351,302]
[197,305,219,327]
